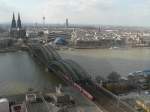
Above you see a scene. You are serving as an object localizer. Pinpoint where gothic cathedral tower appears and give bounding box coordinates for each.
[17,13,22,29]
[11,13,16,28]
[10,13,26,39]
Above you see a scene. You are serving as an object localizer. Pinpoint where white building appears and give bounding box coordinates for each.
[0,98,9,112]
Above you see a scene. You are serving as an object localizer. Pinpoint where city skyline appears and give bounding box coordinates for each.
[1,0,150,26]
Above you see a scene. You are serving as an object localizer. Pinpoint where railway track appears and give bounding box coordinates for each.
[81,83,135,112]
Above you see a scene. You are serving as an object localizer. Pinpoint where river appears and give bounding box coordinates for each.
[59,48,150,79]
[0,51,63,95]
[0,48,150,95]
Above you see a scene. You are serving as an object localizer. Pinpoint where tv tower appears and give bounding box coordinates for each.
[43,16,45,27]
[66,18,69,28]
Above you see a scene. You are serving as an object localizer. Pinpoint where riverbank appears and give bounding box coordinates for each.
[0,46,29,53]
[55,45,150,50]
[0,48,18,53]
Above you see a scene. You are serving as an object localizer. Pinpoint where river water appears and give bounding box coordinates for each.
[59,48,150,79]
[0,48,150,95]
[0,51,63,95]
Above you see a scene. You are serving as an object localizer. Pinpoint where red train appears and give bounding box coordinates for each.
[73,83,94,100]
[62,74,95,101]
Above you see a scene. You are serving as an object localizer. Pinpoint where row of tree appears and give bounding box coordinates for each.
[96,71,121,83]
[96,71,150,94]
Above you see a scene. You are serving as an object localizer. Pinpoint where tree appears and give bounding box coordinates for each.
[145,75,150,89]
[107,71,121,82]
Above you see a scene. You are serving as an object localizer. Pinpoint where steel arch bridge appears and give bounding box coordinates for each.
[28,43,136,112]
[28,43,91,83]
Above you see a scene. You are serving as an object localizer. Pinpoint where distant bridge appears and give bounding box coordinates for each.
[28,43,136,112]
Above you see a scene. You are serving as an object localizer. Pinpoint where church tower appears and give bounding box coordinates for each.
[11,13,16,28]
[17,13,22,28]
[10,12,26,39]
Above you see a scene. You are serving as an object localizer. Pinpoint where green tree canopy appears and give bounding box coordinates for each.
[107,71,121,82]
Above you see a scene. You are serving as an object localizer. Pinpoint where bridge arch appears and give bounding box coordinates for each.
[48,60,80,82]
[29,44,91,84]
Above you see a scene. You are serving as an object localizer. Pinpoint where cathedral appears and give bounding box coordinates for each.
[10,13,26,39]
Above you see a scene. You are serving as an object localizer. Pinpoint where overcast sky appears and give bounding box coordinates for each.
[0,0,150,26]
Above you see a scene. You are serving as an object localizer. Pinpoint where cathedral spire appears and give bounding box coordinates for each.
[11,13,16,28]
[17,13,22,28]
